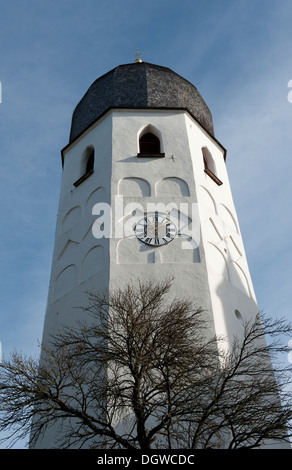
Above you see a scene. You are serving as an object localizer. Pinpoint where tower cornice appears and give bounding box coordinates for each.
[62,107,227,168]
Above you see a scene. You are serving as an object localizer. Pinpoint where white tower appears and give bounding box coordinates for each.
[37,59,261,447]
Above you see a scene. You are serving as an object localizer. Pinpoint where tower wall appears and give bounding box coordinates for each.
[41,113,113,342]
[109,109,212,312]
[34,72,269,447]
[41,106,259,358]
[185,113,258,343]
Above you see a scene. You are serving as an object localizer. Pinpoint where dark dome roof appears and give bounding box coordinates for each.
[69,62,214,143]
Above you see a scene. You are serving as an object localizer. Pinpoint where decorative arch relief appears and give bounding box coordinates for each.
[207,217,224,244]
[205,242,229,281]
[204,216,251,295]
[57,240,79,263]
[155,177,190,197]
[230,261,251,296]
[116,236,150,264]
[118,177,151,197]
[62,206,81,233]
[218,203,238,233]
[165,235,200,263]
[116,234,199,265]
[86,186,107,215]
[198,185,217,215]
[225,235,242,262]
[81,245,105,282]
[115,202,200,265]
[54,264,77,301]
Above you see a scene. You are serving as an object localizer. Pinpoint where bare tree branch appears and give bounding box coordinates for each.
[0,278,291,449]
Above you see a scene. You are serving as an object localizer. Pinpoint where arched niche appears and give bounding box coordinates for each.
[231,262,250,296]
[117,237,150,265]
[155,177,190,197]
[207,218,223,245]
[205,243,229,280]
[164,235,200,264]
[118,208,143,239]
[81,245,104,282]
[54,265,77,301]
[118,177,151,197]
[218,203,238,233]
[57,240,79,262]
[198,186,217,214]
[62,206,81,233]
[85,187,107,215]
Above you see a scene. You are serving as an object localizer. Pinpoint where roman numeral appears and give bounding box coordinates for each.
[166,227,176,235]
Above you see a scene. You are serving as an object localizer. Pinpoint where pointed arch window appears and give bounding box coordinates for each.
[138,130,165,158]
[74,146,95,187]
[140,132,160,153]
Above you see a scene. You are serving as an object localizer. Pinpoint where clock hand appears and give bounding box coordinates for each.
[155,213,159,235]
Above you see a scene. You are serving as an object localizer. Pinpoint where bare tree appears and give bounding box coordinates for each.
[0,278,292,449]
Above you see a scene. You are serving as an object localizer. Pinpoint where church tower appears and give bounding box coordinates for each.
[37,58,260,446]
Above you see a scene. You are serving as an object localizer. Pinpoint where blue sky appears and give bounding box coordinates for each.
[0,0,292,448]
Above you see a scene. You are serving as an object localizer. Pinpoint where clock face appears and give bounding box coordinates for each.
[135,214,176,246]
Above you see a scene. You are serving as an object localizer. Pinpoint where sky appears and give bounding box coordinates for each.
[0,0,292,448]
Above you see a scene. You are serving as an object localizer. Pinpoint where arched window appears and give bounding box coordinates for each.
[86,148,94,173]
[202,147,223,186]
[74,146,95,187]
[139,132,160,154]
[138,128,164,158]
[202,147,216,174]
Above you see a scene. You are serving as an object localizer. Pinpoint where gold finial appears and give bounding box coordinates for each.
[135,47,142,63]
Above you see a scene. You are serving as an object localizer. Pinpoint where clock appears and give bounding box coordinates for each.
[135,213,176,246]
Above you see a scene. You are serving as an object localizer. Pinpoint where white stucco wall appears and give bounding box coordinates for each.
[185,112,258,344]
[41,106,260,359]
[36,107,263,448]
